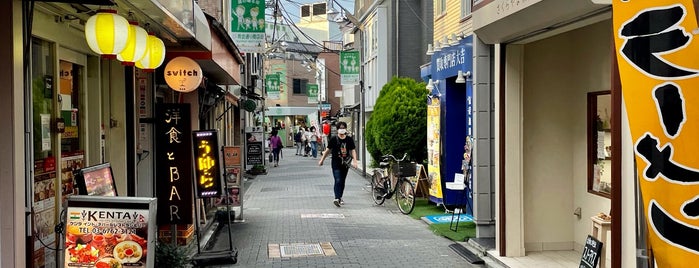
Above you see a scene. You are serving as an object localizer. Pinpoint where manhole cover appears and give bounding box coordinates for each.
[268,242,336,258]
[280,244,324,257]
[301,213,345,219]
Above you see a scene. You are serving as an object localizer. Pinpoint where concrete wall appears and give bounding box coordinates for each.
[318,52,341,116]
[520,20,612,252]
[395,0,430,80]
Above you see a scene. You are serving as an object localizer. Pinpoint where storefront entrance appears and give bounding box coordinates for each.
[502,20,616,266]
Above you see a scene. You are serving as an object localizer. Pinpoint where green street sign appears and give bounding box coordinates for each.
[265,73,280,100]
[340,51,360,85]
[231,0,266,53]
[307,84,318,104]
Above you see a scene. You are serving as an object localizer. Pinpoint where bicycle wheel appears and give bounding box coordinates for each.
[396,179,415,214]
[371,171,386,205]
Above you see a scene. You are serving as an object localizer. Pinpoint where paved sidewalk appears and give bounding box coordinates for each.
[204,148,477,267]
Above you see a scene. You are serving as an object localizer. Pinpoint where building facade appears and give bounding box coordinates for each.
[0,0,253,266]
[472,0,624,266]
[353,0,433,170]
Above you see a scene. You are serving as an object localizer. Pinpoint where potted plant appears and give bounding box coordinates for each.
[155,242,189,268]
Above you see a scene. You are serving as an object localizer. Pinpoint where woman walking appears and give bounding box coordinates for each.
[269,130,282,167]
[318,122,357,207]
[309,126,319,158]
[294,128,303,155]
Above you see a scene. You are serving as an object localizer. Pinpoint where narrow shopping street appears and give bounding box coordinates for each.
[203,148,477,267]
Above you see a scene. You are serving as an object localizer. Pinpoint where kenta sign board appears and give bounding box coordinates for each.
[155,104,193,225]
[193,130,223,198]
[579,235,603,268]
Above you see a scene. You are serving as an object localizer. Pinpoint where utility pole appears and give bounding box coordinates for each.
[360,81,366,178]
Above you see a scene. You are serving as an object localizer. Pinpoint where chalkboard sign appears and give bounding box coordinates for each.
[579,235,603,268]
[246,141,263,165]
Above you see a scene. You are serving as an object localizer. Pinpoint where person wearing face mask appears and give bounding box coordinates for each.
[318,121,357,207]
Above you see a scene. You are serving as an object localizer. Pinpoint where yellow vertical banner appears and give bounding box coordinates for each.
[427,97,443,201]
[613,1,699,265]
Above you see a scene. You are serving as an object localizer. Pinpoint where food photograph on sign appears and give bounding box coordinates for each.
[226,167,241,186]
[64,207,149,268]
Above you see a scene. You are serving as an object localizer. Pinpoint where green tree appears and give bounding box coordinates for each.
[366,76,428,166]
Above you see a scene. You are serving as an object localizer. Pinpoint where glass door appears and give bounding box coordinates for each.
[58,59,85,207]
[30,37,58,268]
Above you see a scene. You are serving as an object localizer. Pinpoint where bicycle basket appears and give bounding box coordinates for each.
[391,162,416,177]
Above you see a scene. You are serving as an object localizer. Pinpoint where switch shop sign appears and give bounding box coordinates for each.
[155,104,193,225]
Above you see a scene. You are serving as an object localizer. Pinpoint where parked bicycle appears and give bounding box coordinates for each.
[371,153,416,214]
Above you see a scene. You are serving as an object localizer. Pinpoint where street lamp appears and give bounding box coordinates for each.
[363,85,370,176]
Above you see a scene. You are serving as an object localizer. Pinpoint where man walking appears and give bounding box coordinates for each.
[318,122,357,207]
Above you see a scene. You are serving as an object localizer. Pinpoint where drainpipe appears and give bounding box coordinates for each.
[396,0,399,76]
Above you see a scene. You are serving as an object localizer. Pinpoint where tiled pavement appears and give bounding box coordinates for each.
[202,148,478,267]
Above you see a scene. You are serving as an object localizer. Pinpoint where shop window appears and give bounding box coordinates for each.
[31,37,59,265]
[588,91,612,198]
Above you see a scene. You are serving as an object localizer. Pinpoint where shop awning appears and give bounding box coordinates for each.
[266,107,318,116]
[114,0,211,49]
[343,102,360,111]
[225,93,239,105]
[472,0,609,44]
[166,14,243,85]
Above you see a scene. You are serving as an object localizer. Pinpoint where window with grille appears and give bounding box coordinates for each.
[301,5,310,17]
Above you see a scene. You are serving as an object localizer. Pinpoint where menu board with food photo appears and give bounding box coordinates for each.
[65,196,156,268]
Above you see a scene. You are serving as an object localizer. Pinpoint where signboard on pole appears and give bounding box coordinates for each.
[265,73,280,100]
[271,64,288,101]
[230,0,266,53]
[155,103,193,225]
[193,130,223,198]
[340,51,360,85]
[307,84,319,104]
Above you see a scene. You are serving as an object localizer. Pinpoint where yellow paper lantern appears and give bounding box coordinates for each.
[117,22,148,66]
[84,10,129,59]
[135,33,166,72]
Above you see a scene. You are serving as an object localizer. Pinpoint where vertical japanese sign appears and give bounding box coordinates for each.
[271,64,288,102]
[613,1,699,265]
[427,96,443,202]
[307,84,319,104]
[265,73,280,100]
[193,130,223,198]
[340,51,360,85]
[230,0,266,53]
[155,104,193,225]
[223,146,241,187]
